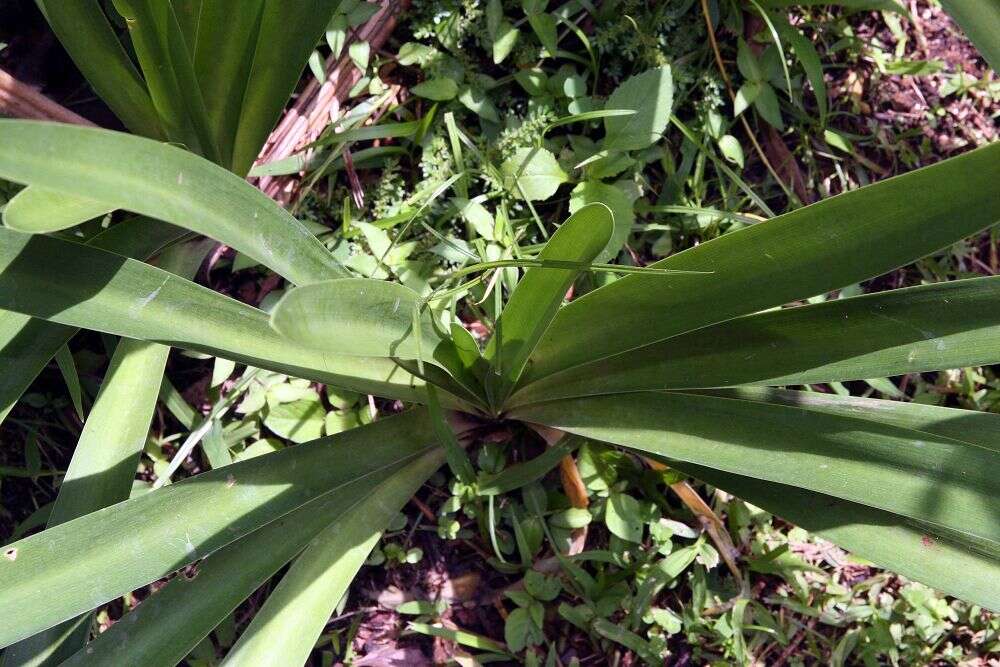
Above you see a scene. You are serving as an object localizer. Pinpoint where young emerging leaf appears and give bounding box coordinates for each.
[485,203,613,407]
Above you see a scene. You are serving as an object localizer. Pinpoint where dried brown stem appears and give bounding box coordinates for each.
[253,0,410,204]
[0,67,93,126]
[645,456,743,583]
[698,0,794,202]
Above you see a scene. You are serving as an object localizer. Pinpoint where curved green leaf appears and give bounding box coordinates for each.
[60,449,442,667]
[484,203,613,406]
[519,143,1000,385]
[0,229,423,403]
[270,278,446,362]
[0,121,346,285]
[2,187,115,234]
[939,0,1000,71]
[509,277,1000,405]
[0,410,437,648]
[512,391,1000,548]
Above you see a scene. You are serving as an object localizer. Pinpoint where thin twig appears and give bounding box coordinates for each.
[698,0,796,202]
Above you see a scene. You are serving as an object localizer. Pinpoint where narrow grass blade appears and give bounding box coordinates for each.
[53,345,85,422]
[509,277,1000,405]
[478,436,581,496]
[0,316,72,426]
[0,410,438,647]
[0,121,346,285]
[770,10,827,122]
[519,143,1000,385]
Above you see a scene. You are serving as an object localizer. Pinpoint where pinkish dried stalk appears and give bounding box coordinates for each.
[253,0,409,204]
[0,67,94,126]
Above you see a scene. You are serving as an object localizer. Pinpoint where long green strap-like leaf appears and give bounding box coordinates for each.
[59,448,443,667]
[512,391,1000,547]
[0,219,188,427]
[192,0,266,170]
[664,461,1000,611]
[34,1,163,138]
[110,0,219,162]
[220,450,442,666]
[0,121,346,285]
[483,203,613,408]
[0,410,437,648]
[698,386,1000,452]
[229,0,343,175]
[509,276,1000,406]
[2,242,210,667]
[519,143,1000,385]
[2,348,166,667]
[0,229,423,403]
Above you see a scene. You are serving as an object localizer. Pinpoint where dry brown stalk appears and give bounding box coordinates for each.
[0,67,93,126]
[253,0,410,204]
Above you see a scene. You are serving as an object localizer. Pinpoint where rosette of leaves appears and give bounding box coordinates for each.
[0,0,999,661]
[0,117,998,664]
